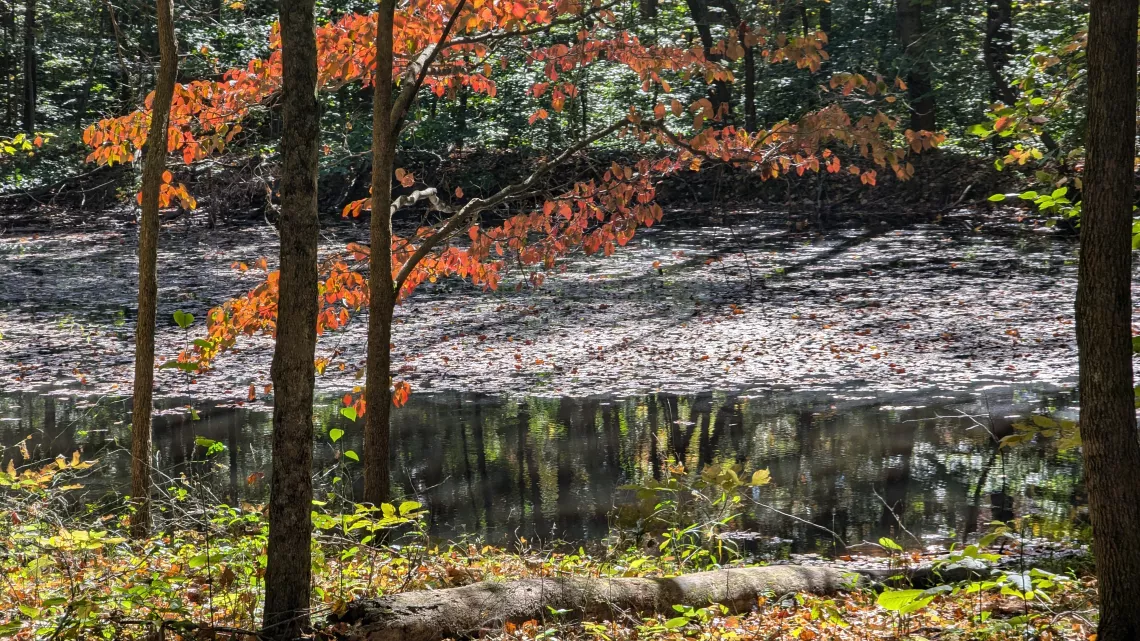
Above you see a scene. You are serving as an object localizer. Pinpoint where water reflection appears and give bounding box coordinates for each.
[0,386,1083,550]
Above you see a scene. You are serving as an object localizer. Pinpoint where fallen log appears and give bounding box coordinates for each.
[330,561,996,641]
[330,565,863,641]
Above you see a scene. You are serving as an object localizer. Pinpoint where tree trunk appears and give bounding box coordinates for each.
[21,0,33,133]
[742,44,755,132]
[684,0,730,122]
[364,0,397,507]
[818,0,831,33]
[2,2,13,129]
[982,0,1014,105]
[896,0,935,132]
[1076,0,1140,638]
[129,0,177,541]
[262,0,320,637]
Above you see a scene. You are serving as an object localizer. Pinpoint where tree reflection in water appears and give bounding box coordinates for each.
[0,386,1083,550]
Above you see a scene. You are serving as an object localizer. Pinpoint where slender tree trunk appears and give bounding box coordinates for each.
[982,0,1014,105]
[684,0,730,121]
[640,0,657,18]
[818,0,831,33]
[896,0,935,131]
[742,44,755,132]
[262,0,320,637]
[2,2,12,129]
[103,0,131,114]
[20,0,33,133]
[129,0,177,540]
[363,0,397,507]
[1076,0,1140,638]
[456,85,467,147]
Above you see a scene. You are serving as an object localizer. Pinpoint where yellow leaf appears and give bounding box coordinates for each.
[751,469,771,486]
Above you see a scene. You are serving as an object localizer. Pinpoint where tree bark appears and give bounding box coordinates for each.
[21,0,33,132]
[262,0,320,637]
[364,0,397,507]
[129,0,177,541]
[896,0,935,132]
[1076,0,1140,638]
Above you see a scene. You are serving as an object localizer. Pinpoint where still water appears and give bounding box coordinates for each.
[0,385,1082,550]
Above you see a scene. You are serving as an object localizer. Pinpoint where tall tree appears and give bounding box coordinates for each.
[129,0,177,540]
[20,0,32,132]
[1076,0,1140,637]
[262,0,320,636]
[363,0,397,506]
[896,0,935,131]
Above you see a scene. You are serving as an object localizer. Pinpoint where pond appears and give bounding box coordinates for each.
[0,384,1083,551]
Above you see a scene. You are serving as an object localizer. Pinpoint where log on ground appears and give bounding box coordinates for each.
[330,565,865,641]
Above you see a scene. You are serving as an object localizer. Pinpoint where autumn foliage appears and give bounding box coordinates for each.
[84,0,941,408]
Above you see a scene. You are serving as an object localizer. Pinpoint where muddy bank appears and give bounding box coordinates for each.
[0,148,1008,234]
[0,205,1086,404]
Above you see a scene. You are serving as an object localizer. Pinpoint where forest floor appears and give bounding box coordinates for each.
[0,203,1086,405]
[0,482,1101,641]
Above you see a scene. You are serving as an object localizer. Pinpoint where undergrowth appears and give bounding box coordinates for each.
[0,446,1099,640]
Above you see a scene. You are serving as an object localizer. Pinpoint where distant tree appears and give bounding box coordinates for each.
[261,0,320,637]
[129,0,177,540]
[1075,0,1140,638]
[21,0,32,132]
[895,0,934,132]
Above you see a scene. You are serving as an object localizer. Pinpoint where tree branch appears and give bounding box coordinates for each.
[390,0,467,132]
[391,117,628,293]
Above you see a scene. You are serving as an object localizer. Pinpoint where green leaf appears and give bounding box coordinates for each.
[1051,187,1068,199]
[188,553,208,569]
[343,450,359,462]
[664,617,690,629]
[192,339,214,349]
[987,193,1007,202]
[751,469,771,486]
[329,428,344,443]
[1018,191,1039,200]
[966,123,990,136]
[878,537,903,552]
[876,589,923,611]
[340,407,358,422]
[18,604,40,618]
[399,500,423,516]
[173,310,195,329]
[898,595,936,615]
